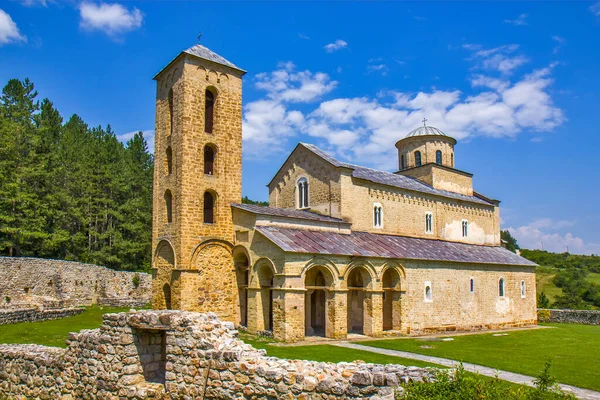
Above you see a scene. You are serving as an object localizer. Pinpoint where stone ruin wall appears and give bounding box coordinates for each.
[0,307,86,325]
[538,308,600,325]
[0,257,151,310]
[0,310,438,399]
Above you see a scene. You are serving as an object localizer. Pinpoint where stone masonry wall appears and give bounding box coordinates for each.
[538,308,600,325]
[0,310,437,399]
[0,257,151,309]
[0,307,85,325]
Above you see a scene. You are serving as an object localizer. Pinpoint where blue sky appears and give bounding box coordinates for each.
[1,1,600,254]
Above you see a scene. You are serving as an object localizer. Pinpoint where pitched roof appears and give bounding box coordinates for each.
[183,45,246,73]
[154,44,246,79]
[231,203,349,224]
[298,143,493,206]
[256,226,536,267]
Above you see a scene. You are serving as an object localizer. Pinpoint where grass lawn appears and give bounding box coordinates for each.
[239,333,438,368]
[360,323,600,391]
[0,305,135,348]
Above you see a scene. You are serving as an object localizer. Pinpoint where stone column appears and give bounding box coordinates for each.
[365,290,383,337]
[392,290,402,330]
[246,288,260,334]
[305,289,313,336]
[327,290,348,339]
[273,288,305,342]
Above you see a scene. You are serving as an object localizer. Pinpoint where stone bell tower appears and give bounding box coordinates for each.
[151,44,246,319]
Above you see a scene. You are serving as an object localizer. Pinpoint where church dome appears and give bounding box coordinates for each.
[405,125,448,138]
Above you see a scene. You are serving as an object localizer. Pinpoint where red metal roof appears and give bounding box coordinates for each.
[255,226,536,267]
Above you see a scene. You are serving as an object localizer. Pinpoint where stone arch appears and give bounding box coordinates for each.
[301,258,340,288]
[189,240,236,319]
[303,262,337,338]
[207,70,218,83]
[203,190,217,224]
[219,73,229,85]
[346,265,373,335]
[153,240,176,310]
[381,262,404,332]
[343,260,376,290]
[254,258,275,332]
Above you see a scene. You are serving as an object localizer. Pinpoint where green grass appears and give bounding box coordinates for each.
[0,305,135,348]
[360,323,600,391]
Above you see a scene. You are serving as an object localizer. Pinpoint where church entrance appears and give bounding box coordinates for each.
[304,266,332,337]
[347,268,370,334]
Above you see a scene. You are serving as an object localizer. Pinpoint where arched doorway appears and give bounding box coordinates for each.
[304,266,332,337]
[382,268,402,331]
[347,267,371,334]
[153,241,175,310]
[234,251,249,327]
[257,263,274,332]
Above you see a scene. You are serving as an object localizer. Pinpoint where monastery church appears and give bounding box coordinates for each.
[151,43,537,342]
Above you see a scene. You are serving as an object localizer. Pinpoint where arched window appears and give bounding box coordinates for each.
[164,190,173,223]
[462,220,468,237]
[436,150,442,165]
[499,278,505,297]
[401,155,405,170]
[469,278,475,293]
[424,281,432,302]
[168,88,174,136]
[166,146,172,175]
[521,281,526,298]
[204,145,215,175]
[415,151,422,167]
[205,89,215,134]
[203,191,214,224]
[297,178,309,209]
[425,212,433,233]
[373,203,383,228]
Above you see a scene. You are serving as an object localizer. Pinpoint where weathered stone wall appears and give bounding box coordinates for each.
[0,310,437,399]
[538,308,600,325]
[0,257,151,309]
[0,307,85,325]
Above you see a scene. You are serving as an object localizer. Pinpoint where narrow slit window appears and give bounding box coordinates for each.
[499,278,505,297]
[424,282,432,302]
[521,281,526,298]
[470,278,475,293]
[436,150,442,165]
[297,178,309,209]
[204,145,214,175]
[373,204,383,228]
[164,190,173,223]
[205,89,215,133]
[203,191,214,224]
[168,89,174,136]
[462,220,469,237]
[401,155,405,170]
[166,147,172,175]
[425,212,433,233]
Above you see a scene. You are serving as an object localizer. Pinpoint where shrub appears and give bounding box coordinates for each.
[401,363,576,400]
[132,273,140,289]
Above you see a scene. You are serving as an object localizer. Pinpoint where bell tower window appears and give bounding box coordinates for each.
[168,88,174,136]
[415,151,422,167]
[436,150,442,165]
[166,146,172,175]
[164,190,173,223]
[204,145,215,175]
[203,191,214,224]
[205,89,215,134]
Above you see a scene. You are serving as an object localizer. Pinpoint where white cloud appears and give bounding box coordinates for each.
[324,39,347,53]
[552,35,566,55]
[79,2,143,38]
[591,1,600,16]
[508,219,600,255]
[504,13,528,26]
[298,33,310,40]
[19,0,49,6]
[117,129,154,154]
[242,56,564,168]
[0,9,26,46]
[465,44,528,75]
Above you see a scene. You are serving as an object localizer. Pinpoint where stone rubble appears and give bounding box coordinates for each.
[0,310,440,399]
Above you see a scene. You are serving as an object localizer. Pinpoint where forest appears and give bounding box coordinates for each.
[0,78,153,271]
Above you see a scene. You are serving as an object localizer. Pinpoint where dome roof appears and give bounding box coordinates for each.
[405,125,448,138]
